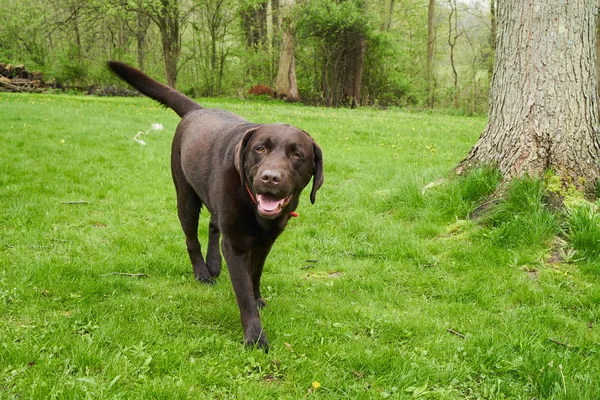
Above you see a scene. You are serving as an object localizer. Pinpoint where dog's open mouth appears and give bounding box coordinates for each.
[256,193,293,217]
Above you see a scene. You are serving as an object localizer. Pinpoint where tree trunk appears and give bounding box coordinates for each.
[275,0,299,102]
[156,0,181,89]
[136,11,150,71]
[459,1,600,195]
[488,0,496,81]
[447,0,459,109]
[597,9,600,101]
[386,0,395,31]
[426,0,435,108]
[159,21,180,89]
[342,37,366,107]
[241,1,268,49]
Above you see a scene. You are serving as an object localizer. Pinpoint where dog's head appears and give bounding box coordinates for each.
[234,124,323,220]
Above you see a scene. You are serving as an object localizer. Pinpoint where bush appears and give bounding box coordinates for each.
[248,84,274,97]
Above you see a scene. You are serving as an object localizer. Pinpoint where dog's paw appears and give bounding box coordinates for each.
[194,274,216,285]
[245,332,269,352]
[206,261,222,278]
[256,297,266,309]
[193,263,217,284]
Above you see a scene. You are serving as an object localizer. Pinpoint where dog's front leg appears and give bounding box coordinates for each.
[222,235,269,350]
[249,244,273,309]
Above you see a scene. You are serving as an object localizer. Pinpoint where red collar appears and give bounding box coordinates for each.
[246,184,298,218]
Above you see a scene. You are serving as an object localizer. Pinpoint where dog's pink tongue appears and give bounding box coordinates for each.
[257,194,281,211]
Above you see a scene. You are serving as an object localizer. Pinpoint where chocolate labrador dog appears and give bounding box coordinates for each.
[107,62,323,350]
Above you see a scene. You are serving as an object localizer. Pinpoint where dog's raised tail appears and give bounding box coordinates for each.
[107,61,201,118]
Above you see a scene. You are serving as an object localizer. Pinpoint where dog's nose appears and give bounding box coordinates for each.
[261,170,281,185]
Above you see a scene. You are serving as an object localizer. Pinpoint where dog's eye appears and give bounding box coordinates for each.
[291,152,303,159]
[255,146,266,153]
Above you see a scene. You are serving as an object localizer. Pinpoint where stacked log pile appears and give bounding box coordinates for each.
[0,63,47,92]
[0,62,138,96]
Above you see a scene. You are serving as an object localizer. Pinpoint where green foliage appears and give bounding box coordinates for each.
[0,0,492,111]
[363,32,427,107]
[295,0,376,106]
[297,0,372,42]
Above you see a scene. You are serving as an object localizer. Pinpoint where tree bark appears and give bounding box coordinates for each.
[488,0,496,81]
[447,0,459,109]
[597,8,600,101]
[342,36,366,107]
[136,11,150,71]
[241,1,268,49]
[386,0,395,32]
[156,0,181,89]
[275,0,299,101]
[459,1,600,195]
[426,0,435,108]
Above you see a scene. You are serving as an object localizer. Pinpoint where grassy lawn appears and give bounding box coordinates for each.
[1,93,599,399]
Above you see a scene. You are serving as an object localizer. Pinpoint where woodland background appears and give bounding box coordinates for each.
[0,0,492,113]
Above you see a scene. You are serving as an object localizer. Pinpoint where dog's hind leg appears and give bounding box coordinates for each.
[171,133,213,284]
[175,184,214,284]
[206,214,222,278]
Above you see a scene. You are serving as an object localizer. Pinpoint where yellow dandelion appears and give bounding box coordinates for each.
[312,381,321,390]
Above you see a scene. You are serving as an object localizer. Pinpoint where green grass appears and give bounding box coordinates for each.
[1,93,600,399]
[565,201,600,261]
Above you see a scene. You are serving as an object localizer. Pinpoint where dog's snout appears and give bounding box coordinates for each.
[261,170,282,185]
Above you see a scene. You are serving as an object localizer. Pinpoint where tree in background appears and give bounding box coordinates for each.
[187,0,235,96]
[137,0,187,89]
[275,0,299,101]
[447,0,459,108]
[459,1,600,195]
[240,0,268,49]
[0,0,494,111]
[488,0,495,80]
[134,10,152,71]
[297,0,370,107]
[426,0,435,108]
[239,0,272,86]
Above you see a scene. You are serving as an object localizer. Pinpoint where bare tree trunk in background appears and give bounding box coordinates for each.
[459,1,600,195]
[271,0,280,77]
[447,0,459,109]
[275,0,299,101]
[426,0,435,108]
[386,0,395,31]
[157,6,181,90]
[136,11,150,71]
[342,37,366,107]
[124,0,183,89]
[241,1,268,49]
[597,8,600,102]
[489,0,496,81]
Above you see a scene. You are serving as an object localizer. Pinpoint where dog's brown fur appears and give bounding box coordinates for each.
[107,62,323,349]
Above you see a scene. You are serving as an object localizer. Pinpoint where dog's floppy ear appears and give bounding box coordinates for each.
[310,142,324,204]
[234,126,262,185]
